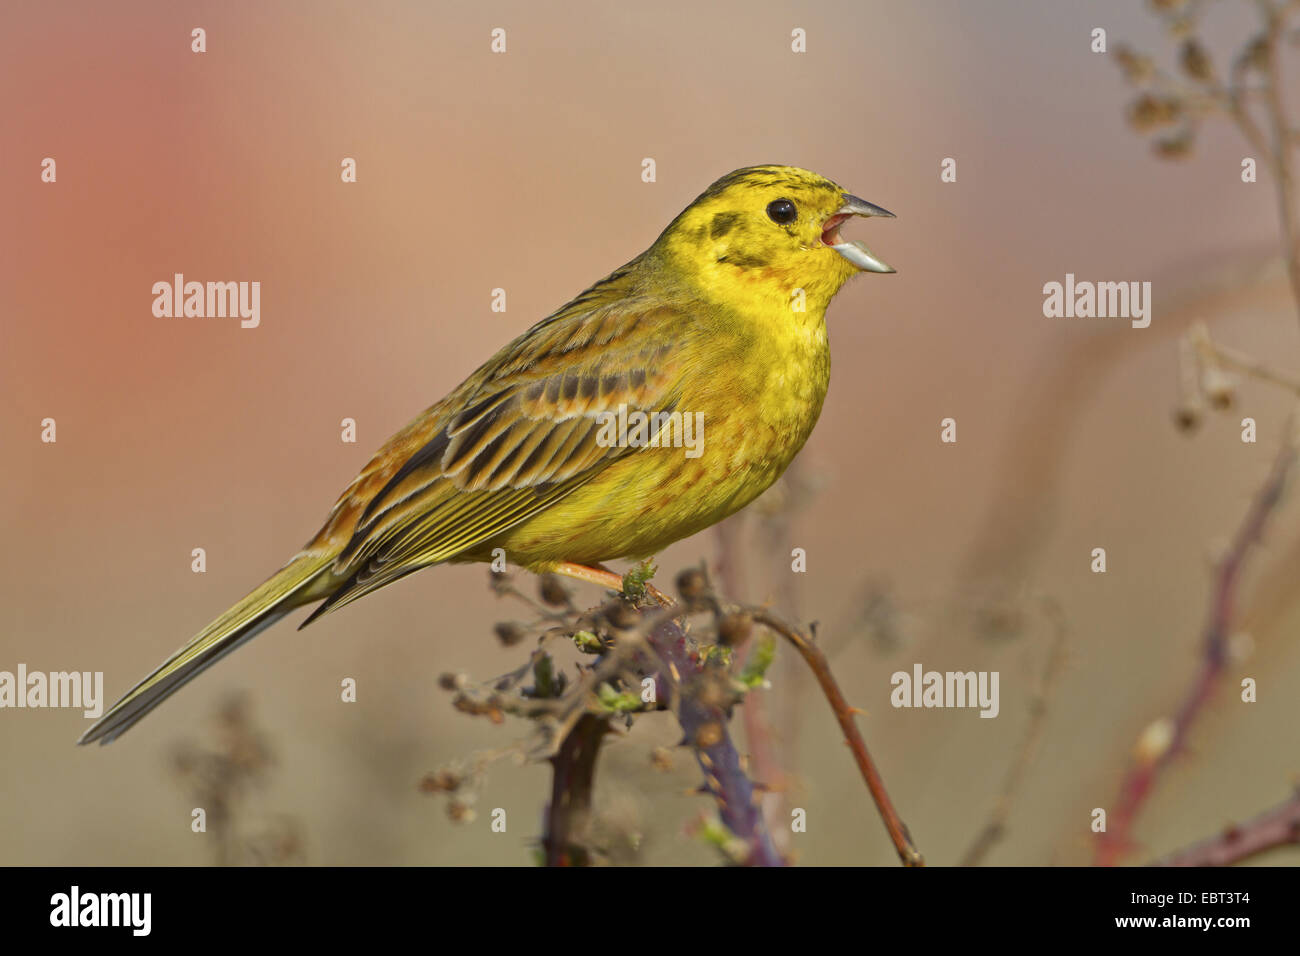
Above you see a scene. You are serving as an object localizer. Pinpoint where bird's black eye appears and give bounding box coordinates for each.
[766,199,797,224]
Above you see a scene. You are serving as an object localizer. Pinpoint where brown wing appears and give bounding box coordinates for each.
[300,289,688,624]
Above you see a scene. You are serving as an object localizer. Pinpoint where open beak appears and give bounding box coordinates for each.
[821,194,896,273]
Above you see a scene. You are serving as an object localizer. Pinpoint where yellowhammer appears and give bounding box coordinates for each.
[80,164,894,744]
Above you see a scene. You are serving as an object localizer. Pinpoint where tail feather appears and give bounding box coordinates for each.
[78,552,333,746]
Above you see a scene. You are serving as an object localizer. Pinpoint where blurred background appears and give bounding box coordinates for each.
[3,0,1299,866]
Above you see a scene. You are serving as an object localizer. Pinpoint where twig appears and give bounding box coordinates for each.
[714,518,786,842]
[463,576,786,864]
[1095,422,1299,865]
[1256,0,1300,320]
[1224,54,1274,172]
[1190,323,1300,395]
[541,714,609,866]
[640,613,785,866]
[470,568,920,865]
[750,609,924,866]
[1125,0,1300,323]
[1152,788,1300,865]
[959,598,1069,866]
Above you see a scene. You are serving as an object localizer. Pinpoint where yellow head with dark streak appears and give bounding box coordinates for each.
[652,165,895,315]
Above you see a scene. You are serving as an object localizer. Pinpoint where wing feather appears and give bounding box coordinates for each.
[302,291,692,624]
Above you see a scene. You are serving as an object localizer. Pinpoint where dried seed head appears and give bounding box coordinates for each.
[1114,45,1154,84]
[494,621,527,646]
[447,799,476,823]
[539,574,569,607]
[604,601,640,630]
[419,769,463,794]
[1201,367,1236,409]
[1128,93,1182,132]
[1167,16,1193,40]
[717,612,754,647]
[487,567,512,595]
[1172,401,1205,433]
[676,567,709,604]
[1179,38,1212,80]
[1241,35,1270,72]
[1153,128,1195,159]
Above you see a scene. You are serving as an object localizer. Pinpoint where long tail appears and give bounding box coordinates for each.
[78,552,334,746]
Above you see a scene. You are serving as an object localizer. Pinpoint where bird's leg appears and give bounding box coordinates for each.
[552,562,626,592]
[551,562,672,606]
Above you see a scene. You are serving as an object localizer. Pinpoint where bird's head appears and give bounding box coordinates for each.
[653,165,895,312]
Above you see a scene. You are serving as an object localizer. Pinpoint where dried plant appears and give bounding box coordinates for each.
[418,565,922,867]
[1099,0,1300,866]
[1115,0,1300,314]
[169,693,305,865]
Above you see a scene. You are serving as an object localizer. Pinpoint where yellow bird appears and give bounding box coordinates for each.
[80,165,894,745]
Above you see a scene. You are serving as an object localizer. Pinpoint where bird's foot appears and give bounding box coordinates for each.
[551,561,672,606]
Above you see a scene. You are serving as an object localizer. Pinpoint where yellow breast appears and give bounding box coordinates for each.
[488,302,832,569]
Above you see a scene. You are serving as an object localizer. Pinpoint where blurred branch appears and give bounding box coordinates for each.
[169,693,303,866]
[433,570,786,865]
[1187,321,1300,397]
[713,462,820,855]
[445,564,923,866]
[1096,418,1299,865]
[639,608,784,866]
[1256,1,1300,316]
[1152,787,1300,865]
[1119,0,1300,323]
[713,515,787,850]
[1091,0,1300,868]
[542,714,609,866]
[750,608,924,866]
[960,598,1069,866]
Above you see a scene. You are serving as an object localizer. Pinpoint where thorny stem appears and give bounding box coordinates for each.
[640,613,785,866]
[542,714,609,866]
[1151,788,1300,865]
[506,584,783,866]
[482,572,921,865]
[1095,421,1299,865]
[1110,0,1300,868]
[715,519,789,852]
[750,609,924,866]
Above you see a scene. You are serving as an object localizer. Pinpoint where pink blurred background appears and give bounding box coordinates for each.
[3,0,1299,865]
